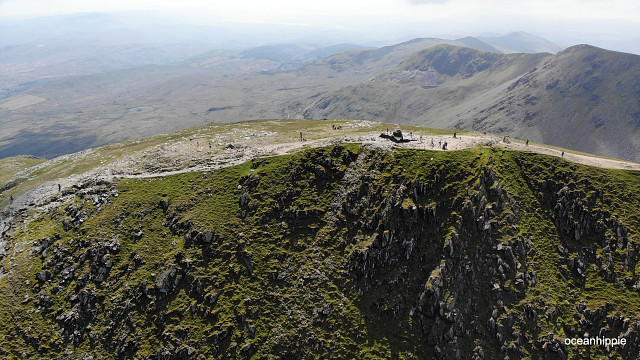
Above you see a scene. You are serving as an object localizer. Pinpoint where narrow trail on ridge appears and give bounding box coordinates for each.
[2,131,639,233]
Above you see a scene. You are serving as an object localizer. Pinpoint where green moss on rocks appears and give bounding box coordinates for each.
[1,145,640,359]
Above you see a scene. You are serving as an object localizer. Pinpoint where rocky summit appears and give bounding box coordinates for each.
[1,141,640,359]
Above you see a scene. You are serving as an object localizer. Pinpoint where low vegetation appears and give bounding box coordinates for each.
[1,143,639,359]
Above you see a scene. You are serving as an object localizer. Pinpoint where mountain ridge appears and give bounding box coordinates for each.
[2,38,638,163]
[0,38,505,160]
[478,31,563,54]
[297,44,640,162]
[1,126,640,358]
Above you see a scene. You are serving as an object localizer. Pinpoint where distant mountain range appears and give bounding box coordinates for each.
[478,31,563,54]
[297,44,640,162]
[2,21,640,162]
[0,36,529,159]
[0,12,371,97]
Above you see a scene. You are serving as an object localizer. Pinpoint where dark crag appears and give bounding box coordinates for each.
[1,145,639,359]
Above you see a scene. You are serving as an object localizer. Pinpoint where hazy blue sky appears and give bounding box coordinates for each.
[1,0,639,49]
[2,0,639,22]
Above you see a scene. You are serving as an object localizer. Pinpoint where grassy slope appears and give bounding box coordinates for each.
[474,45,640,162]
[0,155,45,191]
[1,144,639,359]
[0,119,462,209]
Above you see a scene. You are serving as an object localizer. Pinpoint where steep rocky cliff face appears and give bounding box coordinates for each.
[1,144,639,359]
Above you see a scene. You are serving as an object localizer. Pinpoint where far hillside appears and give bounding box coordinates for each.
[0,37,503,160]
[298,44,640,162]
[478,31,563,54]
[3,33,639,163]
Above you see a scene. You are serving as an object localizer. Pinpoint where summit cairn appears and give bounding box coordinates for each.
[380,127,414,143]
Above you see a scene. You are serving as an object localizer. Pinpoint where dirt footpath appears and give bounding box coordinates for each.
[401,134,640,171]
[3,131,640,227]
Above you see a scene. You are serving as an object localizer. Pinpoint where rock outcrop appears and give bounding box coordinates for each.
[1,145,639,359]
